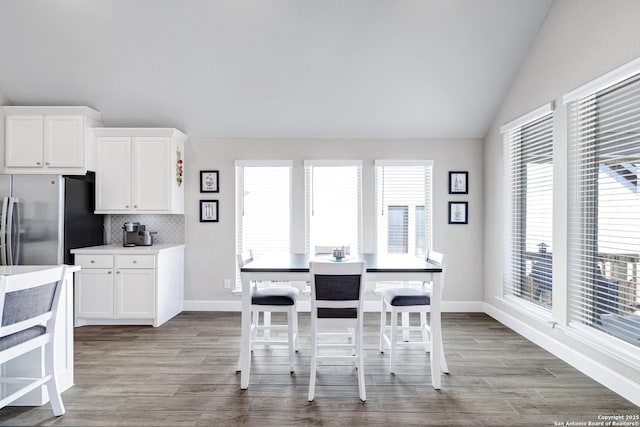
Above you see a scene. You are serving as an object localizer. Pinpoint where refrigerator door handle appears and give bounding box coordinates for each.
[9,197,20,265]
[1,196,9,265]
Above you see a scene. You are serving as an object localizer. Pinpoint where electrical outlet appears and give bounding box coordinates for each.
[224,279,231,289]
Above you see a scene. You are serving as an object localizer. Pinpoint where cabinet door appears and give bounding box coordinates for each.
[5,115,44,168]
[45,115,84,167]
[75,269,115,318]
[115,269,155,318]
[132,137,170,211]
[96,137,132,212]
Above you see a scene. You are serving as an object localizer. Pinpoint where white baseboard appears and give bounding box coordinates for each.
[484,302,640,407]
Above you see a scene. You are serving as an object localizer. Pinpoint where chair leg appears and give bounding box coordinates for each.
[251,311,259,347]
[357,323,366,402]
[287,306,295,373]
[420,311,429,353]
[293,304,299,352]
[440,336,449,374]
[241,308,259,372]
[263,311,271,341]
[379,297,387,353]
[390,309,398,374]
[349,328,356,357]
[308,316,317,402]
[401,312,410,341]
[44,340,65,416]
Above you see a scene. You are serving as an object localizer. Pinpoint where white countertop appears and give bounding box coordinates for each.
[71,244,185,255]
[0,265,80,275]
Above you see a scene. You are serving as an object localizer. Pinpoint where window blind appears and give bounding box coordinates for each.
[236,162,291,286]
[567,71,640,347]
[304,161,361,254]
[502,107,554,308]
[374,161,433,258]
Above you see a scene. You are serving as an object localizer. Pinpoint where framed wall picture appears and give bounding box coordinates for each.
[448,201,468,224]
[200,200,219,222]
[200,170,219,193]
[449,171,468,194]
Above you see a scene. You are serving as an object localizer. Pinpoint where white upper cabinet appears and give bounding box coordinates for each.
[133,137,171,211]
[95,136,133,212]
[94,128,186,214]
[4,106,102,174]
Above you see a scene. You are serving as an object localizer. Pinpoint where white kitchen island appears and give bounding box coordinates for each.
[0,265,78,406]
[71,244,185,327]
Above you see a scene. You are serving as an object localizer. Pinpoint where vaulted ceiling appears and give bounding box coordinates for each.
[0,0,554,139]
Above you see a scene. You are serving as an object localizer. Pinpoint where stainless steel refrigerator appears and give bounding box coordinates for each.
[0,173,104,266]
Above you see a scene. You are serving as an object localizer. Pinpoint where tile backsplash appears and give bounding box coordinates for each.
[106,215,185,245]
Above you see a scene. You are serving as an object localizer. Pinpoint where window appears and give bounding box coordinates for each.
[375,161,432,257]
[502,104,554,309]
[387,206,408,253]
[235,161,291,285]
[415,205,426,254]
[305,161,361,253]
[566,62,640,347]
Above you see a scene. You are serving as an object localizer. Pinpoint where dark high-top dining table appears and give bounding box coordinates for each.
[238,253,445,390]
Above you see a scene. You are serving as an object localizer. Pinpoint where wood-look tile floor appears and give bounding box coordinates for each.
[1,312,637,426]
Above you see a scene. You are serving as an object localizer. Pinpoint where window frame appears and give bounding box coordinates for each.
[304,159,363,255]
[374,159,433,258]
[235,160,293,287]
[501,103,555,311]
[564,57,640,351]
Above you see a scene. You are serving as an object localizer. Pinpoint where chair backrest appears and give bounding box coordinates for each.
[314,245,351,255]
[427,250,447,288]
[309,261,366,319]
[0,265,67,342]
[237,250,253,269]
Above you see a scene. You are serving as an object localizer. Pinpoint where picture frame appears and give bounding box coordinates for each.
[200,170,219,193]
[199,200,219,222]
[448,201,468,224]
[449,171,468,194]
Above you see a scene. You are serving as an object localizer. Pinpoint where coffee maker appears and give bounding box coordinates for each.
[122,222,157,247]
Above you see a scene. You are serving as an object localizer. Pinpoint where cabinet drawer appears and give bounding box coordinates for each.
[75,254,114,269]
[116,254,155,269]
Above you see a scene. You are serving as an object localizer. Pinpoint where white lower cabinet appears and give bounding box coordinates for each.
[73,245,184,327]
[115,268,155,318]
[76,268,115,318]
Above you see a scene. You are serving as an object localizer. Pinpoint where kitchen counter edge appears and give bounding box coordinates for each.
[71,244,185,255]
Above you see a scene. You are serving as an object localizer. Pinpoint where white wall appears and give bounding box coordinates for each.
[184,138,483,311]
[484,0,640,404]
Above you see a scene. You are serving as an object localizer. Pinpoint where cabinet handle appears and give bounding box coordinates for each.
[134,205,138,208]
[36,162,41,165]
[90,260,95,263]
[45,162,50,165]
[125,205,130,208]
[108,271,112,274]
[116,271,120,274]
[133,260,137,264]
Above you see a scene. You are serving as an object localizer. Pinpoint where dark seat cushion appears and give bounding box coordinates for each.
[252,287,298,306]
[383,287,430,307]
[0,325,46,351]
